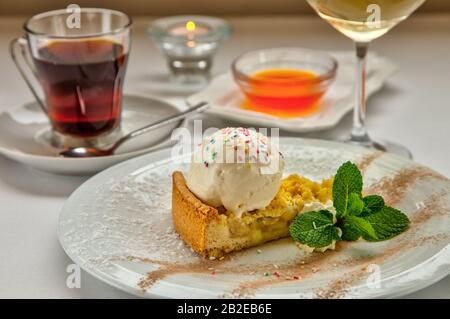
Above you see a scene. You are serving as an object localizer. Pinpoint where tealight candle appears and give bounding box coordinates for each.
[148,16,231,84]
[169,21,211,37]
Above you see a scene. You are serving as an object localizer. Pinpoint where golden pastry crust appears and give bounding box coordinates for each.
[172,171,219,255]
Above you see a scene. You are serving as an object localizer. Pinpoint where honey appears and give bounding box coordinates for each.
[241,69,326,118]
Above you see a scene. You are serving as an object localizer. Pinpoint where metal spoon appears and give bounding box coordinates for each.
[59,101,209,158]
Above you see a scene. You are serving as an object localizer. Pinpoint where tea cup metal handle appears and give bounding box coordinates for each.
[10,37,47,115]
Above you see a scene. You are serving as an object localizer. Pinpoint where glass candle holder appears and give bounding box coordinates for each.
[147,15,231,84]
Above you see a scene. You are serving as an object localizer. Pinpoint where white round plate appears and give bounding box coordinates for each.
[187,51,397,132]
[58,138,450,298]
[0,93,186,175]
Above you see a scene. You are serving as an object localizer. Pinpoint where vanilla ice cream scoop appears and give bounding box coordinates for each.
[186,128,284,217]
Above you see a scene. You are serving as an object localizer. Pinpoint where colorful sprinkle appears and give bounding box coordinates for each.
[197,128,275,167]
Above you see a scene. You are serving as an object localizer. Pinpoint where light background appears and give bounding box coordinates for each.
[0,0,449,16]
[0,0,449,300]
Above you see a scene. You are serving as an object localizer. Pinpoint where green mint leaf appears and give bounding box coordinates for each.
[289,210,341,248]
[344,215,378,240]
[327,161,410,245]
[362,195,385,215]
[332,161,363,219]
[348,193,364,216]
[340,221,362,241]
[361,206,410,242]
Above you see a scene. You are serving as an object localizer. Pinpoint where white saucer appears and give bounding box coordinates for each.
[0,93,186,175]
[187,51,397,132]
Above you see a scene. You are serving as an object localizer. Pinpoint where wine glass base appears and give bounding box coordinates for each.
[342,137,413,159]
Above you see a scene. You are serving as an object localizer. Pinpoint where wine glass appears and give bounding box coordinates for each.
[306,0,426,158]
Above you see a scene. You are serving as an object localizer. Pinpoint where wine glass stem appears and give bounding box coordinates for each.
[350,42,372,145]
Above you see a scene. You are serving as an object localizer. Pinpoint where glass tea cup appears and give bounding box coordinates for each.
[10,8,132,148]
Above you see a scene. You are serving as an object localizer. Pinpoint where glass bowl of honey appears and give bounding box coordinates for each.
[232,47,338,118]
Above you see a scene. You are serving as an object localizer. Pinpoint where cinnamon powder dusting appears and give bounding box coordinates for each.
[128,256,220,290]
[357,151,384,174]
[366,167,448,206]
[410,193,450,226]
[227,241,351,298]
[316,234,449,299]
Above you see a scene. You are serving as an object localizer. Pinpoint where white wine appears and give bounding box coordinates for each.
[306,1,423,155]
[307,0,425,42]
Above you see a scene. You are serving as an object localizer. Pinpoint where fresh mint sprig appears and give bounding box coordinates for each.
[289,161,410,249]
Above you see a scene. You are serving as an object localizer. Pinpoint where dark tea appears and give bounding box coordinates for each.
[33,39,128,137]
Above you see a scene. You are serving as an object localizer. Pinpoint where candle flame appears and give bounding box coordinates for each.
[185,20,196,32]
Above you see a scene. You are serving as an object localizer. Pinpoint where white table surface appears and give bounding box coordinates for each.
[0,14,449,299]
